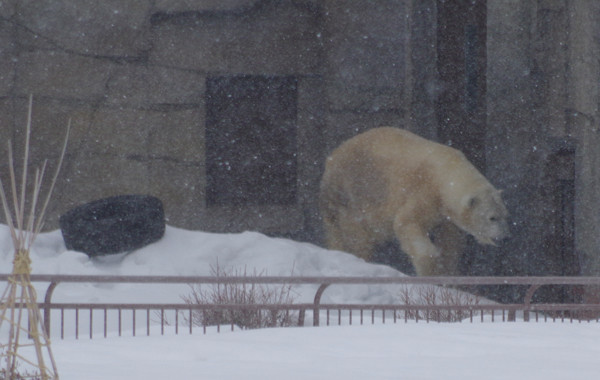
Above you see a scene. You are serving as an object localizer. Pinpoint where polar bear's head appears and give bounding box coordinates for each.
[459,188,509,245]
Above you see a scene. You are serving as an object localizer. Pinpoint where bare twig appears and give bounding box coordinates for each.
[398,285,482,322]
[182,263,298,329]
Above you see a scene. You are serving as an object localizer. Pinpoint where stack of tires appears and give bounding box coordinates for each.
[59,195,165,257]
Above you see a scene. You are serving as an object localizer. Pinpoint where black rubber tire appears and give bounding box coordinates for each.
[59,194,165,257]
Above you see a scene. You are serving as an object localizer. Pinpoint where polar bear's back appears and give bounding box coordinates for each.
[320,127,487,229]
[321,127,468,200]
[337,127,459,169]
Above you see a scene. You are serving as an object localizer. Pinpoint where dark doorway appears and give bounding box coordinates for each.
[205,75,298,207]
[542,146,577,275]
[536,143,581,304]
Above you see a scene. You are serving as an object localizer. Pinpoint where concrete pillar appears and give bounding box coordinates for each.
[486,1,542,279]
[322,0,409,150]
[404,0,438,139]
[568,1,600,276]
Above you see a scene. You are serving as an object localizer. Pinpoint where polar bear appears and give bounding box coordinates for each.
[319,127,509,276]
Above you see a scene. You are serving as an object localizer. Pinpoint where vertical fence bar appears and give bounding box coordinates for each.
[60,308,65,339]
[298,308,305,327]
[118,309,122,336]
[313,283,330,327]
[147,309,150,336]
[133,309,136,336]
[75,308,79,339]
[89,307,93,339]
[104,308,107,338]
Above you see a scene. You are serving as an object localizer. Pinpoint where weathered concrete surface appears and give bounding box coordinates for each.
[0,1,599,281]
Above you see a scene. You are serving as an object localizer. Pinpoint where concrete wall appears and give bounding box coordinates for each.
[0,1,330,239]
[0,0,421,243]
[1,0,599,280]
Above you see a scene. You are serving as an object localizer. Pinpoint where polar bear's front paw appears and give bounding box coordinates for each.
[427,247,441,258]
[413,240,440,258]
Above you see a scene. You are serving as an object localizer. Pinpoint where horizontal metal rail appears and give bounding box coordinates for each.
[1,274,599,339]
[3,274,600,285]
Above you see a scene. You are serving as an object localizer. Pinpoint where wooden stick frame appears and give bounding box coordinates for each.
[0,96,69,380]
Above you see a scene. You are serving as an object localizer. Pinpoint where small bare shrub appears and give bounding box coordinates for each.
[182,264,298,329]
[398,285,482,322]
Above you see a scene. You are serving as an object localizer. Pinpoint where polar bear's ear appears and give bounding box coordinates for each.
[493,190,505,203]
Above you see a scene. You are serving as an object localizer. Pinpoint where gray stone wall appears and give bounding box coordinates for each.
[0,1,331,238]
[320,0,409,150]
[0,0,418,243]
[1,0,599,281]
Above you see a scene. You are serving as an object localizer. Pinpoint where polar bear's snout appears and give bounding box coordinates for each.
[489,218,510,246]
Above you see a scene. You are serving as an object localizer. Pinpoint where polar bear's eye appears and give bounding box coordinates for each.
[468,197,479,208]
[489,216,499,222]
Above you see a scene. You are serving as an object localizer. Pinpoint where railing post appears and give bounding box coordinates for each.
[313,283,331,326]
[43,281,60,336]
[523,284,541,322]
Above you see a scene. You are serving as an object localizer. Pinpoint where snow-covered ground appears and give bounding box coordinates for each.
[53,323,600,380]
[2,225,600,380]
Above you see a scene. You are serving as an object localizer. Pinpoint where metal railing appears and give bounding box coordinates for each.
[1,274,599,339]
